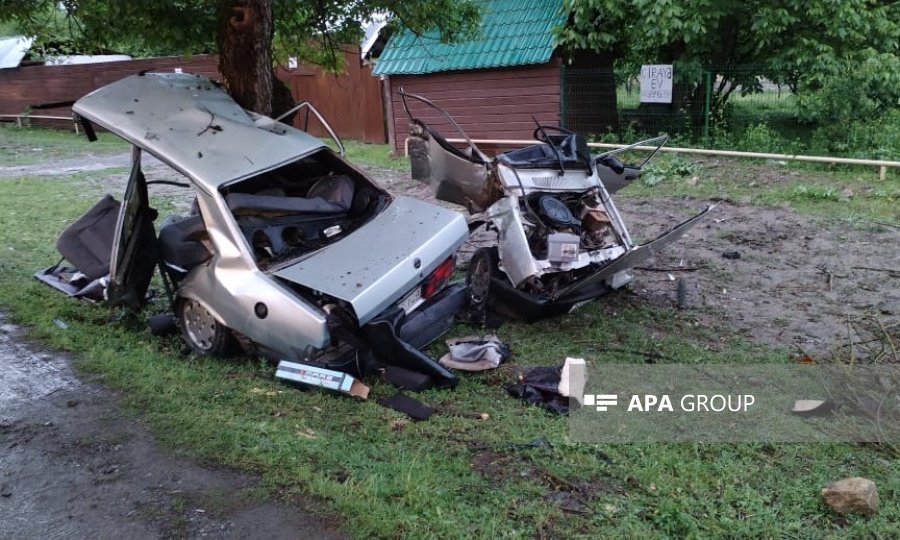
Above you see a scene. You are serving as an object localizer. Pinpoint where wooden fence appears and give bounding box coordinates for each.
[0,55,220,128]
[276,47,386,143]
[1,49,386,143]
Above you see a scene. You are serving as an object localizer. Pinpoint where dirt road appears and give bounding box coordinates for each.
[0,314,343,539]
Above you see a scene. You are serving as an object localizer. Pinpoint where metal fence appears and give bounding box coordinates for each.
[561,65,809,145]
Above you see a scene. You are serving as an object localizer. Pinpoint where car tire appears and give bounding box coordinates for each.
[466,247,500,309]
[176,297,237,357]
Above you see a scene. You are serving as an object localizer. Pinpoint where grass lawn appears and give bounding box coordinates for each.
[1,129,898,538]
[0,124,129,165]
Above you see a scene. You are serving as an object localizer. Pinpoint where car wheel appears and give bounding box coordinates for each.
[466,247,499,308]
[177,298,237,357]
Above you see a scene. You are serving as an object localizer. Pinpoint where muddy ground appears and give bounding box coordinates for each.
[622,198,900,355]
[368,164,900,357]
[0,314,344,539]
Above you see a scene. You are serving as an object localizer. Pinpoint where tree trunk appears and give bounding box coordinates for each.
[216,0,274,115]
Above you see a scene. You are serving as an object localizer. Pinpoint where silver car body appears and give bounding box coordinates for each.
[69,73,468,367]
[402,91,711,319]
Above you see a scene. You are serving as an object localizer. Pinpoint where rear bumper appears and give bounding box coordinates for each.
[488,276,611,322]
[397,282,468,348]
[361,282,468,388]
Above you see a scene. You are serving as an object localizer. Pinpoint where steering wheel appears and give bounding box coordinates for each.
[533,125,575,144]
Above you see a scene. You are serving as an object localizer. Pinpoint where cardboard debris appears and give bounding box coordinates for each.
[275,360,369,399]
[559,357,586,403]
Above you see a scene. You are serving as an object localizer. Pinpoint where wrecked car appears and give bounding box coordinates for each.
[36,73,469,389]
[402,91,712,321]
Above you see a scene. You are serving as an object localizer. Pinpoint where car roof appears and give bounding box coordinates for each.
[72,72,327,190]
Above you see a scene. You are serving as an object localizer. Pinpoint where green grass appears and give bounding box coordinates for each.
[2,139,900,538]
[0,124,129,165]
[622,154,900,224]
[329,139,410,172]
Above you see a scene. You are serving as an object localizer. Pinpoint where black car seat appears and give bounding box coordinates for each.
[55,194,121,280]
[158,214,210,272]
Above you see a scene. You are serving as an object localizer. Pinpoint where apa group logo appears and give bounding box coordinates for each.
[582,394,618,411]
[582,393,756,413]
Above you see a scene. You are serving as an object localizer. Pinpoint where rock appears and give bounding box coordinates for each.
[821,477,879,516]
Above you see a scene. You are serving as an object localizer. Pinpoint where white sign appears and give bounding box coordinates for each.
[288,56,298,69]
[640,64,673,103]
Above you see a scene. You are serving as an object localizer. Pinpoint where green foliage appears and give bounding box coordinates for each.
[790,184,842,202]
[728,123,795,154]
[808,110,900,161]
[797,50,900,124]
[556,0,900,128]
[641,155,698,187]
[0,0,482,69]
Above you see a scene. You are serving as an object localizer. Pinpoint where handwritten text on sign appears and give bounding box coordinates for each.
[640,64,673,103]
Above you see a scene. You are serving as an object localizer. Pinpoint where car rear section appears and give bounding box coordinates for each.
[272,195,470,386]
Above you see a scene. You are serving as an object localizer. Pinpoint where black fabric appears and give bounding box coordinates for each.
[158,214,210,270]
[55,195,120,280]
[383,366,434,391]
[505,366,569,414]
[597,154,625,175]
[377,394,436,421]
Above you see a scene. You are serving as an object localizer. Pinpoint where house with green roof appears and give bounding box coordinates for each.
[374,0,607,153]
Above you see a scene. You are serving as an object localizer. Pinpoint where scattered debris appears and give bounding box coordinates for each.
[506,358,586,414]
[676,277,688,309]
[275,361,369,399]
[558,358,585,402]
[66,399,78,408]
[722,251,741,260]
[52,318,68,330]
[821,477,879,516]
[791,399,833,416]
[376,394,435,421]
[438,335,509,372]
[383,365,433,391]
[147,314,177,336]
[439,408,490,420]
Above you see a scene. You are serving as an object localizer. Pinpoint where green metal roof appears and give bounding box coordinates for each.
[373,0,565,76]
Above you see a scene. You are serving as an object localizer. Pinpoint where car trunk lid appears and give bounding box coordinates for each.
[274,196,467,324]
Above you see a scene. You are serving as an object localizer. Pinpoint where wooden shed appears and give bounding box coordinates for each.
[374,0,571,154]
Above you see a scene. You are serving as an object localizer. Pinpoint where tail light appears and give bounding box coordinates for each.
[421,256,455,299]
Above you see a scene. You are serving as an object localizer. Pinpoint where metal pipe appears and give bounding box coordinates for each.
[437,138,900,170]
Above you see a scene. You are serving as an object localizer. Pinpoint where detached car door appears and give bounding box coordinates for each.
[107,148,159,311]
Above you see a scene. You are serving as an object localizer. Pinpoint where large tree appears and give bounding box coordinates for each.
[0,0,481,116]
[556,0,900,130]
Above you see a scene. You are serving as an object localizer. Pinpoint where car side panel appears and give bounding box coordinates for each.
[176,192,329,361]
